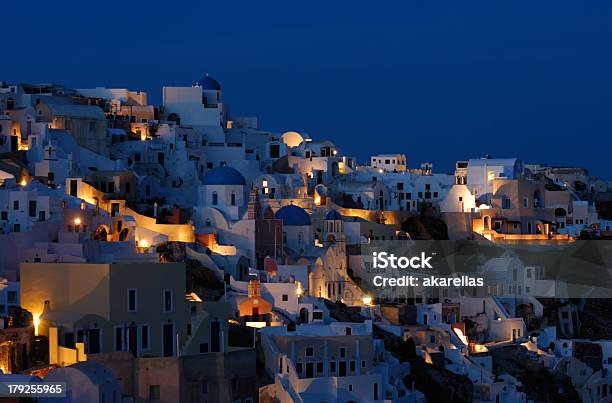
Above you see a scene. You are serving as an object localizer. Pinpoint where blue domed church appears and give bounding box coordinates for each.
[274,204,313,255]
[199,166,247,221]
[161,73,228,128]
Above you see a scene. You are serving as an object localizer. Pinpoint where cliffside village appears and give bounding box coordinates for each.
[0,76,611,402]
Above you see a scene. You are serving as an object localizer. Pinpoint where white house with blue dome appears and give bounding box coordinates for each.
[274,204,313,255]
[198,166,247,221]
[192,74,222,108]
[162,74,228,128]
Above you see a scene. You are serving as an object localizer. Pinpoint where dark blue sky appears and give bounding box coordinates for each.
[3,1,611,177]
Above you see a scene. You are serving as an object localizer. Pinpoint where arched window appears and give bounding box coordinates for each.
[533,190,543,208]
[231,192,236,206]
[167,113,180,124]
[119,227,129,241]
[94,226,108,241]
[212,192,218,205]
[483,216,490,230]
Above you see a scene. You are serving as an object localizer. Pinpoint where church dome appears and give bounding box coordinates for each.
[193,74,221,91]
[203,166,245,186]
[274,204,311,226]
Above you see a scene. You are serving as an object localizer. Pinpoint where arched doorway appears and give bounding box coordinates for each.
[119,227,130,241]
[483,216,490,230]
[299,308,309,324]
[535,223,542,234]
[94,225,108,241]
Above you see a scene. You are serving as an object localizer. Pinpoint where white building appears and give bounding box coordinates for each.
[0,181,61,234]
[466,158,523,202]
[198,166,247,222]
[162,74,228,128]
[0,279,19,319]
[440,184,476,213]
[41,361,121,403]
[371,154,407,173]
[261,321,424,402]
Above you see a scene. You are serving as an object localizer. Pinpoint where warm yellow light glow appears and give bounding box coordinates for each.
[140,132,147,141]
[296,282,303,296]
[362,296,373,306]
[472,344,489,353]
[262,180,268,187]
[246,321,267,329]
[20,179,27,187]
[33,314,40,336]
[186,292,202,302]
[333,150,338,155]
[138,239,150,248]
[73,218,81,225]
[454,327,469,345]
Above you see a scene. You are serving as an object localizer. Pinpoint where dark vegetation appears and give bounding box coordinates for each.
[401,216,449,240]
[490,345,580,403]
[323,300,364,323]
[374,325,474,403]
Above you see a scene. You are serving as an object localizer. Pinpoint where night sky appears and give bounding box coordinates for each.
[2,1,611,177]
